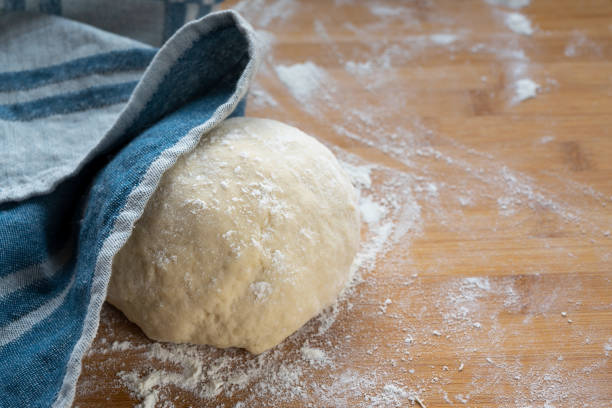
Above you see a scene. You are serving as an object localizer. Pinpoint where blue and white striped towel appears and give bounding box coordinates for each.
[0,7,260,408]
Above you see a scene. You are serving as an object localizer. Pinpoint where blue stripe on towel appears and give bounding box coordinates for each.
[0,48,156,92]
[0,81,137,121]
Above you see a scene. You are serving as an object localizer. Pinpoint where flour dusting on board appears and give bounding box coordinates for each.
[77,0,612,406]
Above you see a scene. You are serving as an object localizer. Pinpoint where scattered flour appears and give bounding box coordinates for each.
[345,60,374,76]
[366,384,425,407]
[564,31,603,57]
[341,162,373,189]
[232,0,297,27]
[369,4,410,18]
[473,44,528,61]
[248,83,278,108]
[275,61,327,104]
[503,12,534,35]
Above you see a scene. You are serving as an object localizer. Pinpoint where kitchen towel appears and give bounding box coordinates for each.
[0,7,259,408]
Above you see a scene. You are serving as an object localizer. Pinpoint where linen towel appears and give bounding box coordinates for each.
[0,8,259,408]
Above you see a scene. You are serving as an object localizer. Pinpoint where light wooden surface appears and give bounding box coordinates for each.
[74,1,612,407]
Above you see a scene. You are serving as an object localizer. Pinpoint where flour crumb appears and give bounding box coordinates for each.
[301,346,329,365]
[458,196,472,206]
[379,298,393,314]
[429,33,457,45]
[184,198,208,213]
[367,384,425,407]
[384,383,409,397]
[504,12,534,35]
[513,78,539,103]
[250,281,272,302]
[111,341,132,352]
[538,135,555,144]
[455,393,470,404]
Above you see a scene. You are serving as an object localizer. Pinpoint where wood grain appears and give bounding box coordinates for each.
[74,1,612,407]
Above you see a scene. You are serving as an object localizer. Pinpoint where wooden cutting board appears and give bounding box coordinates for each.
[74,1,612,407]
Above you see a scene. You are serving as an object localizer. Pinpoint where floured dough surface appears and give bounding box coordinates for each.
[108,117,360,353]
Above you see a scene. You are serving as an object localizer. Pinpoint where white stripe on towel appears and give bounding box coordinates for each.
[0,244,72,299]
[0,274,76,348]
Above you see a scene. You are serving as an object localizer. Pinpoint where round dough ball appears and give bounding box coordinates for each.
[108,117,360,354]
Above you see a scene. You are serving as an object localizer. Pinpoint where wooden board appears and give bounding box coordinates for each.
[74,1,612,407]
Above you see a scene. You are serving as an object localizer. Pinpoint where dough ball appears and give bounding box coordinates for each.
[108,117,360,354]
